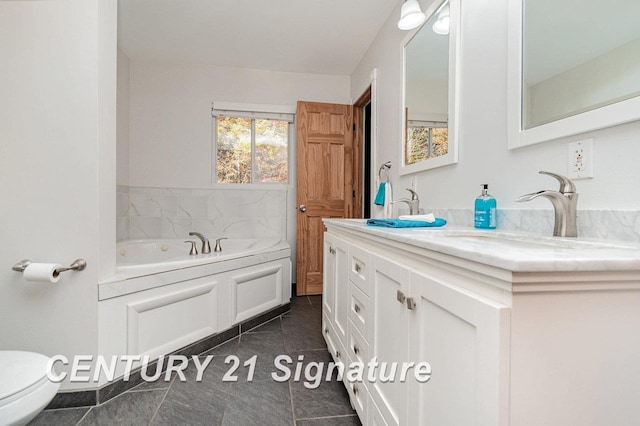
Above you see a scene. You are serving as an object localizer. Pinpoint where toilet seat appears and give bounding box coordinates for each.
[0,351,60,426]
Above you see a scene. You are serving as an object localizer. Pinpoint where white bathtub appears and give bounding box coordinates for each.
[115,238,287,278]
[98,237,291,378]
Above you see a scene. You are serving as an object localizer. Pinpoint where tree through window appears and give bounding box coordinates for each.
[215,112,290,184]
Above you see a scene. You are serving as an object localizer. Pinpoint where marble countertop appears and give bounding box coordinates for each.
[323,219,640,272]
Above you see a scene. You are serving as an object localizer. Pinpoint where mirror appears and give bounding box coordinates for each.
[401,0,459,175]
[508,0,640,148]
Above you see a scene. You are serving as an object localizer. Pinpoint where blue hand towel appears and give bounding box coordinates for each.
[366,218,447,228]
[374,183,386,206]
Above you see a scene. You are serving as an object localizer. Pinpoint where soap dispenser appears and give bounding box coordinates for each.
[474,184,496,229]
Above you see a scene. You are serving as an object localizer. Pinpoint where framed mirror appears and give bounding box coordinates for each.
[508,0,640,149]
[400,0,459,175]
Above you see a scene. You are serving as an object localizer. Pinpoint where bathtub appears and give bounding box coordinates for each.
[98,237,291,379]
[116,238,286,278]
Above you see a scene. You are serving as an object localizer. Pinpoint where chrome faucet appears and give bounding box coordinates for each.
[189,232,211,254]
[515,171,578,237]
[393,188,420,216]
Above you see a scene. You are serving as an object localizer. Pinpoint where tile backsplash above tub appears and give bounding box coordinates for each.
[117,186,287,241]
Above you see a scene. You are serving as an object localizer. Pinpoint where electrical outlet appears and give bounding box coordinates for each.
[568,139,594,179]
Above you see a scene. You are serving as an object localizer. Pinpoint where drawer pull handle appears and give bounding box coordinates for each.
[406,297,417,310]
[396,290,406,304]
[353,383,359,395]
[353,345,360,355]
[355,263,361,273]
[354,303,361,313]
[336,350,341,359]
[324,327,329,335]
[329,247,336,255]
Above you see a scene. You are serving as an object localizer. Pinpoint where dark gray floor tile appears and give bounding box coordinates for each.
[202,336,240,356]
[296,415,362,425]
[225,353,284,382]
[282,316,326,352]
[28,407,90,426]
[238,331,285,356]
[245,316,282,334]
[284,302,322,321]
[291,295,312,307]
[128,374,174,392]
[78,389,166,426]
[288,350,355,420]
[151,357,230,426]
[307,295,323,305]
[222,380,293,426]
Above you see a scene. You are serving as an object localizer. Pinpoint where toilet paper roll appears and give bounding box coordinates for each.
[23,263,63,283]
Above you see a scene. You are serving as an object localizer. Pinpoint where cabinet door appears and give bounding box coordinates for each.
[322,233,336,319]
[322,233,349,349]
[408,271,510,426]
[369,254,411,426]
[333,236,349,348]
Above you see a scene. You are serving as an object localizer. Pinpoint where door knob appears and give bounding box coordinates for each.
[299,205,307,212]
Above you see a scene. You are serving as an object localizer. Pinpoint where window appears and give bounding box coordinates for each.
[213,106,293,184]
[405,120,448,166]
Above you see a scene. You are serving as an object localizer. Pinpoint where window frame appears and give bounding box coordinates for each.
[212,103,294,187]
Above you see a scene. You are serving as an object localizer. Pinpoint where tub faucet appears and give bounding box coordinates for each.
[515,171,578,237]
[189,232,211,254]
[393,188,420,215]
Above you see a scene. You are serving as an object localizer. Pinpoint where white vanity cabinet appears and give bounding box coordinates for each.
[323,219,640,426]
[367,251,510,426]
[323,230,510,426]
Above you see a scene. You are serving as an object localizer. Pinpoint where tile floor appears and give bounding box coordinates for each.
[29,296,361,426]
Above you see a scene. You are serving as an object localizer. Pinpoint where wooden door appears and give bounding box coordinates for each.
[296,101,353,295]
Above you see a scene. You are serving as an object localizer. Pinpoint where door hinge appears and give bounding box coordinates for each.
[353,123,356,131]
[352,190,356,198]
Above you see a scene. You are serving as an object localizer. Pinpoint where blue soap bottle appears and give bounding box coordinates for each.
[474,184,496,229]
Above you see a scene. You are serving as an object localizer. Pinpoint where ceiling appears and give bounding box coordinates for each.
[118,0,399,75]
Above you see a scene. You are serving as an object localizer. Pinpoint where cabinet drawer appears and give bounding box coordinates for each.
[347,320,369,367]
[322,313,347,365]
[345,366,368,424]
[349,282,371,342]
[349,245,370,294]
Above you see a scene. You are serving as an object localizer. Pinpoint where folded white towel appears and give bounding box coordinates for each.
[399,213,436,223]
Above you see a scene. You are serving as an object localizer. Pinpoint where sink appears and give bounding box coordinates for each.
[419,230,636,250]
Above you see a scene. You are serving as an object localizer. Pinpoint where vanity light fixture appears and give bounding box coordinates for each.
[398,0,426,30]
[432,4,450,35]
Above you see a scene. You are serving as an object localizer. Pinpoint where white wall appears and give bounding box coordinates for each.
[117,49,131,186]
[0,0,117,390]
[352,0,640,214]
[526,37,640,128]
[128,61,350,188]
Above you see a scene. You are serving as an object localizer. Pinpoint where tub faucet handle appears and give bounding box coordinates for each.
[189,232,211,254]
[214,237,228,252]
[184,240,198,256]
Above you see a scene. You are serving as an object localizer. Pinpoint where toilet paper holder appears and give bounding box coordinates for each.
[12,259,87,273]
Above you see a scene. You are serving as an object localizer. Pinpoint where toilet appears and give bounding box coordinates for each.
[0,351,60,426]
